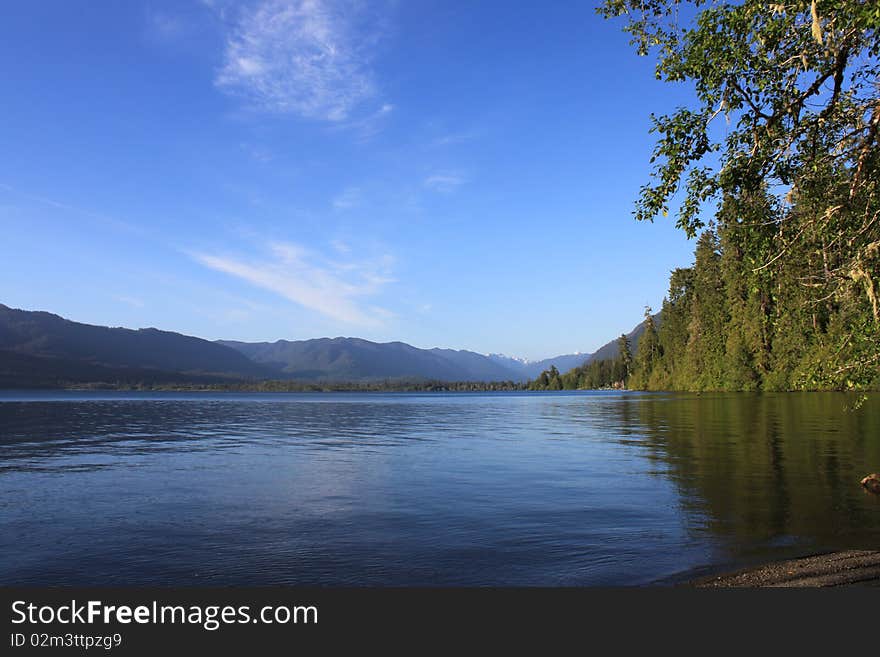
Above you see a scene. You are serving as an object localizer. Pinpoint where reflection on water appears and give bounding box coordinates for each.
[0,391,877,585]
[629,393,880,556]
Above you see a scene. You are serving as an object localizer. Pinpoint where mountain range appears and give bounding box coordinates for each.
[217,338,521,382]
[487,352,594,380]
[0,303,648,387]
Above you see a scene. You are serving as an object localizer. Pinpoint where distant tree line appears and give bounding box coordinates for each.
[529,335,633,390]
[625,217,879,391]
[541,219,879,392]
[69,379,530,393]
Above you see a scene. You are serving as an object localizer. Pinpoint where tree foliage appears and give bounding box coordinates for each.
[599,0,880,389]
[630,307,662,388]
[529,354,631,390]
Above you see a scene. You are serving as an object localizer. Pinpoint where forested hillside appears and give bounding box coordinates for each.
[597,0,880,391]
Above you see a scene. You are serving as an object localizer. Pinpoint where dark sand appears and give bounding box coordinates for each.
[692,550,880,587]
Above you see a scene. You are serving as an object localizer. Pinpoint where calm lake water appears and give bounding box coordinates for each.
[1,390,878,585]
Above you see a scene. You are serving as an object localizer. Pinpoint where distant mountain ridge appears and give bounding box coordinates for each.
[217,338,524,382]
[0,302,655,387]
[0,304,270,380]
[587,312,658,364]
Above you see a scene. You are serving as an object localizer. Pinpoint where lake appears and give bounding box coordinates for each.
[1,390,878,585]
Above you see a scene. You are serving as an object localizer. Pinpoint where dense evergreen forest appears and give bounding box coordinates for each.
[528,335,632,390]
[589,0,880,392]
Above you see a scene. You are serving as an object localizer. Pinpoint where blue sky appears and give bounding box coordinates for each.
[0,0,702,360]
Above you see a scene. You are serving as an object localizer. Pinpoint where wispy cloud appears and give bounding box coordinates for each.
[431,131,477,147]
[115,295,146,309]
[330,239,352,253]
[331,186,363,210]
[331,101,394,139]
[190,240,394,326]
[423,171,467,193]
[215,0,389,122]
[0,183,149,237]
[240,142,274,163]
[146,11,186,41]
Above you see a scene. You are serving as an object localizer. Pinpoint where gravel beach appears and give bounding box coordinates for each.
[692,550,880,587]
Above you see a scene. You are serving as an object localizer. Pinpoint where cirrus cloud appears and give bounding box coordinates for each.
[423,171,467,193]
[215,0,389,122]
[190,240,395,327]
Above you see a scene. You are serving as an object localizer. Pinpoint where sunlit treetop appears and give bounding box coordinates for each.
[599,0,880,238]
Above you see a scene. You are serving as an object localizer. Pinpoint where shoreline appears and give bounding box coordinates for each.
[685,550,880,587]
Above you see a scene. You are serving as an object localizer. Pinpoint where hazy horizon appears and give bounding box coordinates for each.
[2,299,610,363]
